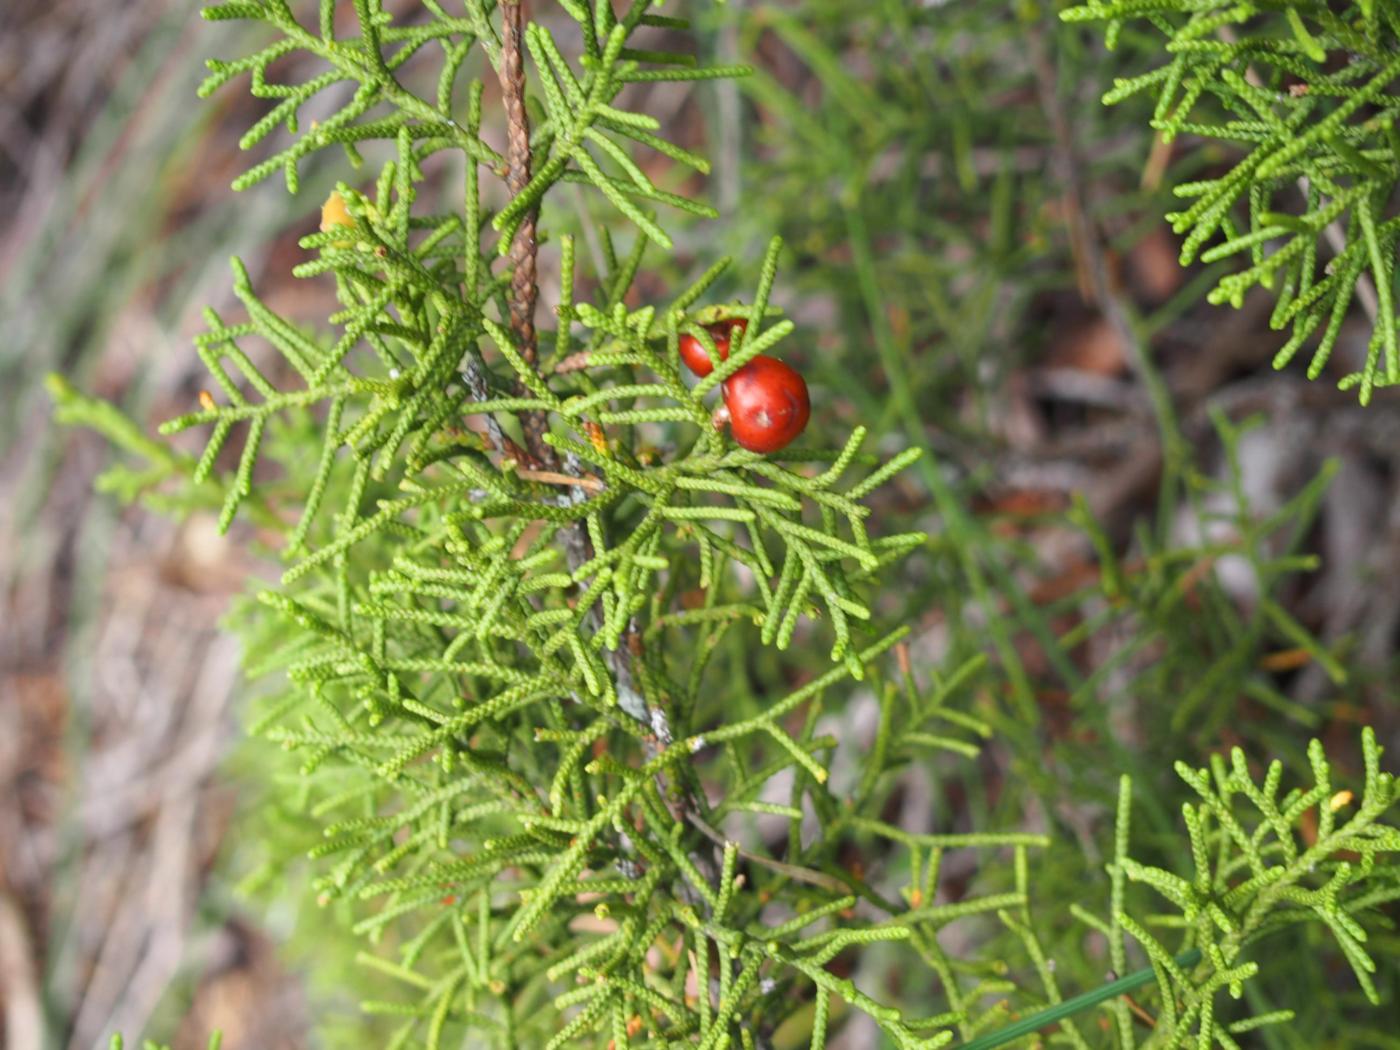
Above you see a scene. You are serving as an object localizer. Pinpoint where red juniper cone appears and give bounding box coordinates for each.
[717,355,810,453]
[679,318,747,377]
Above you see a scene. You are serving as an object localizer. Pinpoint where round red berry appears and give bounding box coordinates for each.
[719,355,810,454]
[678,318,748,377]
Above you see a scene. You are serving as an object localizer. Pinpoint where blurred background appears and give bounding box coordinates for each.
[3,1,1398,1047]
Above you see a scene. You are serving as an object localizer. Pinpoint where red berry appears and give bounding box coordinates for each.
[677,332,714,376]
[678,318,748,377]
[719,355,810,453]
[713,317,747,341]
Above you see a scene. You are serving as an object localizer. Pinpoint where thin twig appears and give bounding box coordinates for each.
[1031,23,1184,472]
[552,350,593,374]
[513,467,604,493]
[686,812,852,894]
[0,890,44,1050]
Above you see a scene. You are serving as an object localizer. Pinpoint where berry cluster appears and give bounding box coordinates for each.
[679,318,811,454]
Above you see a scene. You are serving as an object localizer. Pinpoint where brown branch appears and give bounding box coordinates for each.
[492,4,668,742]
[498,0,551,465]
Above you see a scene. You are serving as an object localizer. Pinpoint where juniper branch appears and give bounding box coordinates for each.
[1218,23,1381,326]
[495,3,732,993]
[1065,0,1400,402]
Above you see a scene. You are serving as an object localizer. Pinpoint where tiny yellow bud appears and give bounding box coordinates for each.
[584,421,609,456]
[320,190,355,249]
[1329,789,1354,812]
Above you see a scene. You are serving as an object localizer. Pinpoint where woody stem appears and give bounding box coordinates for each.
[499,0,551,466]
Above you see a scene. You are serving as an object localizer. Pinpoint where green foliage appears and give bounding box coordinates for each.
[1102,729,1399,1048]
[1064,1,1400,402]
[105,0,970,1043]
[49,0,1400,1047]
[956,730,1400,1050]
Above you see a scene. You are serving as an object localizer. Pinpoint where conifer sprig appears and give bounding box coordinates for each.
[1064,1,1400,402]
[1098,728,1400,1048]
[966,730,1399,1050]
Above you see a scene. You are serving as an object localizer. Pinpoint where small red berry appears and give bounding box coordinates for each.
[678,318,748,377]
[719,355,810,453]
